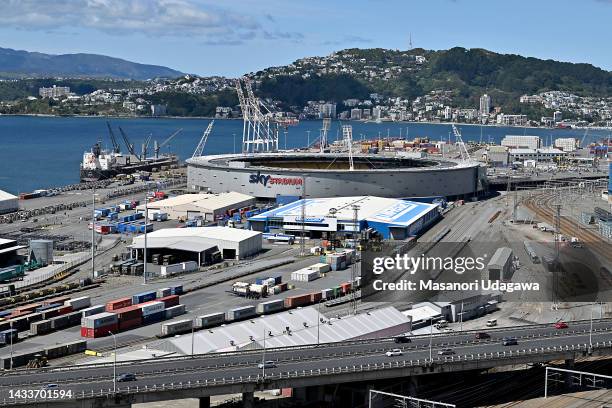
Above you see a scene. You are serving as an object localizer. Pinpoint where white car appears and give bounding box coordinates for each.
[385,349,403,357]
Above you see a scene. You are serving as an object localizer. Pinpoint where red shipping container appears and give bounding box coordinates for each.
[114,305,143,322]
[118,317,142,332]
[106,297,132,312]
[158,295,179,308]
[58,305,73,315]
[310,292,322,303]
[44,296,70,305]
[341,282,352,294]
[281,388,293,397]
[81,323,118,338]
[284,294,311,309]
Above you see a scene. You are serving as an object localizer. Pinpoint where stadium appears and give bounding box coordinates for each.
[186,152,487,201]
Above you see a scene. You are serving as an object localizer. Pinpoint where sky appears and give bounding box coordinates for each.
[0,0,611,77]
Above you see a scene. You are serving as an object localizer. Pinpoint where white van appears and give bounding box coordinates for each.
[434,320,448,329]
[486,319,497,327]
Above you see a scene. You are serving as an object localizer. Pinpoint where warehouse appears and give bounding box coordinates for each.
[153,306,411,355]
[0,190,18,215]
[131,226,262,262]
[248,196,440,240]
[136,192,255,221]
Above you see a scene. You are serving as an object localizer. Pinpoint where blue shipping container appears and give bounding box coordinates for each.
[169,285,183,295]
[132,291,157,305]
[35,303,61,312]
[142,310,165,325]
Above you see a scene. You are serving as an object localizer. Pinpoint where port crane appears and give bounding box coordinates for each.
[236,77,278,153]
[154,128,183,159]
[192,121,215,158]
[105,122,121,154]
[118,126,141,161]
[451,124,471,162]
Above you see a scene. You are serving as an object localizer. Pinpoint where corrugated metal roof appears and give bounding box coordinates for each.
[0,190,17,201]
[137,192,254,212]
[130,237,216,253]
[488,247,513,268]
[152,306,410,355]
[250,196,438,228]
[132,226,261,245]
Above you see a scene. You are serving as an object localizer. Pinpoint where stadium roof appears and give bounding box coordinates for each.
[250,196,439,227]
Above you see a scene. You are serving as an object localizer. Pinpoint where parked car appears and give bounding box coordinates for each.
[475,332,490,340]
[554,321,568,329]
[502,337,518,346]
[438,349,455,356]
[258,361,276,369]
[117,373,137,382]
[385,349,403,357]
[394,336,411,344]
[42,383,58,389]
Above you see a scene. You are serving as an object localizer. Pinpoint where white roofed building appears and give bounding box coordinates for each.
[136,192,255,221]
[0,190,18,215]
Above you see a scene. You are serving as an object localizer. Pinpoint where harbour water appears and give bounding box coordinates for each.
[0,115,609,194]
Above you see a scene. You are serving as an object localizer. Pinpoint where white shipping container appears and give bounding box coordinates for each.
[182,261,198,272]
[161,319,193,336]
[291,269,320,282]
[141,301,165,316]
[65,296,91,311]
[248,283,268,296]
[160,263,184,277]
[82,312,117,328]
[262,277,276,287]
[165,304,186,319]
[157,288,171,298]
[309,263,330,273]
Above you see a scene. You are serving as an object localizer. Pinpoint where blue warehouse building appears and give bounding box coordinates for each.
[248,196,441,240]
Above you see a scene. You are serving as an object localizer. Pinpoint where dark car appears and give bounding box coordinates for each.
[438,348,455,356]
[394,336,412,344]
[475,332,490,340]
[502,337,518,346]
[117,373,137,382]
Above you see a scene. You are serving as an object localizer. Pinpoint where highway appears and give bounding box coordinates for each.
[0,319,611,406]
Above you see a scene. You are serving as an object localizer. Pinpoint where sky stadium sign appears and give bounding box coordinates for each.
[249,171,303,187]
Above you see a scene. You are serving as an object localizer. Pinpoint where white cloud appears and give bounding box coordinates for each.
[0,0,299,44]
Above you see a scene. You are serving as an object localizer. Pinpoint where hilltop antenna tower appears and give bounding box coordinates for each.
[342,125,355,171]
[408,33,413,50]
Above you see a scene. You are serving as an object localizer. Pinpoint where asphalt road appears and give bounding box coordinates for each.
[0,319,610,403]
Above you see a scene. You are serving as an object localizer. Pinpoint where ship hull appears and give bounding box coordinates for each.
[80,157,178,182]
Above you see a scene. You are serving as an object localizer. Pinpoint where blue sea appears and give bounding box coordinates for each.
[0,115,609,194]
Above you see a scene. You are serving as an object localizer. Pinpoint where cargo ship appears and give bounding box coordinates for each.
[79,124,181,182]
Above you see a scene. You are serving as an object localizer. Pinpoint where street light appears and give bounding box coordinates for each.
[261,326,267,379]
[143,190,148,285]
[191,317,195,357]
[589,303,594,348]
[109,330,117,393]
[429,318,433,362]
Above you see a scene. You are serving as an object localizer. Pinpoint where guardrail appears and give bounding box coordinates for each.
[1,318,611,379]
[2,341,611,406]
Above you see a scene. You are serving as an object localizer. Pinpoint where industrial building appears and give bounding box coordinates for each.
[248,196,440,240]
[488,247,514,281]
[501,135,541,150]
[131,226,262,263]
[0,238,24,268]
[187,152,486,200]
[136,192,255,221]
[152,306,411,355]
[509,148,567,162]
[0,190,18,215]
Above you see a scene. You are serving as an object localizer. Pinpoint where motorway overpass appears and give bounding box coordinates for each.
[0,319,611,407]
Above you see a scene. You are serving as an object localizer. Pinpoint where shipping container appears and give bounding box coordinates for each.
[65,296,91,311]
[157,287,171,298]
[195,312,225,328]
[118,317,142,332]
[0,329,18,345]
[165,304,186,319]
[341,282,352,294]
[284,294,312,309]
[30,320,52,336]
[49,315,70,330]
[169,284,183,295]
[36,303,62,312]
[310,292,322,303]
[81,312,118,329]
[256,299,285,315]
[226,305,256,321]
[106,297,132,312]
[291,268,320,282]
[114,305,143,322]
[158,295,179,308]
[82,305,106,317]
[142,310,165,325]
[80,323,118,338]
[321,288,334,299]
[140,301,165,316]
[161,319,193,336]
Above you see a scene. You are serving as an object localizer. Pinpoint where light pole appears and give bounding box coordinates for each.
[317,299,322,345]
[109,330,117,393]
[429,318,433,361]
[191,318,195,356]
[460,301,464,332]
[143,191,148,285]
[261,326,266,379]
[589,303,594,348]
[91,185,96,280]
[9,328,13,370]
